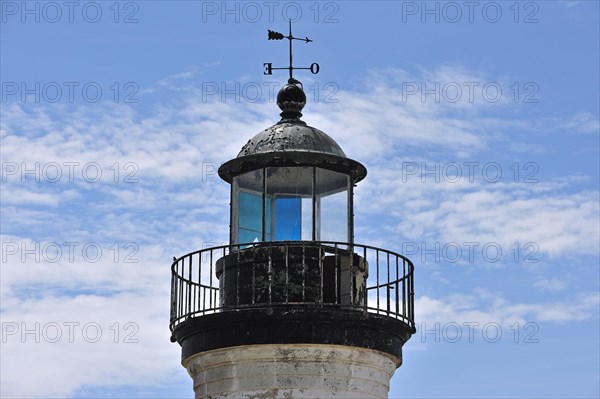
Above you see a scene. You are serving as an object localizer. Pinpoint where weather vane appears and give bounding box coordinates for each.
[263,20,320,85]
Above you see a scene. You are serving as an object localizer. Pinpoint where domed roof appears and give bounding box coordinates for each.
[237,121,346,158]
[218,81,366,183]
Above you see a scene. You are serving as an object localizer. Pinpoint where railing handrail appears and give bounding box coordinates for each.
[171,240,414,270]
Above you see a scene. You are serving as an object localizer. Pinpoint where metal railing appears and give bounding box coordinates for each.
[170,241,414,331]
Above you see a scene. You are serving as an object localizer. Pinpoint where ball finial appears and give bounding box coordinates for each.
[277,81,306,120]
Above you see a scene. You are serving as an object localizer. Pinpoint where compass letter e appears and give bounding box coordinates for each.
[264,63,273,75]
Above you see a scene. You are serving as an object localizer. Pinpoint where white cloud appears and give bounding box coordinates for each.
[355,164,600,259]
[0,187,61,207]
[533,278,567,291]
[0,292,182,398]
[1,65,598,397]
[560,112,600,134]
[415,290,598,327]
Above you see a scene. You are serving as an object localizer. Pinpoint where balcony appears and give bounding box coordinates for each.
[170,241,415,335]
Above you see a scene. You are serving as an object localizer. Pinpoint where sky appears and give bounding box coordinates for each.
[0,0,599,398]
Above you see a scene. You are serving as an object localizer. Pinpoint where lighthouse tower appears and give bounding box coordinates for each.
[169,25,415,399]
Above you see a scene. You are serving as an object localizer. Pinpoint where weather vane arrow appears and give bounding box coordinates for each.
[264,20,319,84]
[268,29,312,43]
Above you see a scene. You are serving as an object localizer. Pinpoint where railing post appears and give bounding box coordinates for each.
[208,249,213,310]
[402,259,408,317]
[170,260,177,326]
[285,243,289,304]
[236,247,240,307]
[319,244,323,306]
[362,246,367,313]
[334,243,339,305]
[395,256,399,317]
[178,261,183,322]
[302,244,306,302]
[268,245,273,306]
[376,250,380,314]
[187,256,192,318]
[251,244,256,305]
[218,248,227,308]
[386,252,390,316]
[410,264,415,325]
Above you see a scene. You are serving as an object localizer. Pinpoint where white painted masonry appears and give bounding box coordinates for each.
[183,344,401,399]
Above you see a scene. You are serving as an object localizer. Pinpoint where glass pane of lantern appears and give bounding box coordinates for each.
[274,196,301,240]
[238,191,262,243]
[233,169,267,244]
[316,168,350,243]
[266,167,313,241]
[301,197,312,240]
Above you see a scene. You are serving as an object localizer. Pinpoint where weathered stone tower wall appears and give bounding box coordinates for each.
[184,344,399,399]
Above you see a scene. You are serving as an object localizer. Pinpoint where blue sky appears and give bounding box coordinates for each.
[1,1,599,398]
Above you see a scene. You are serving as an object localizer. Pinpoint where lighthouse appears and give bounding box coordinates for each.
[169,23,415,399]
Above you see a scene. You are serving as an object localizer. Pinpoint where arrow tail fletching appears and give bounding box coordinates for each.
[268,30,285,40]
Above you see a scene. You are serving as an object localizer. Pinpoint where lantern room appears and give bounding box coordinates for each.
[218,82,367,246]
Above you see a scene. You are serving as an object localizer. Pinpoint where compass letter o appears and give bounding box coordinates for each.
[310,63,320,74]
[264,63,273,75]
